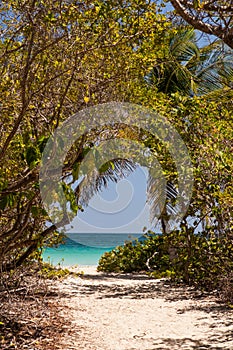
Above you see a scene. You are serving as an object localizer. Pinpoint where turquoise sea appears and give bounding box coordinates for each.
[42,233,142,267]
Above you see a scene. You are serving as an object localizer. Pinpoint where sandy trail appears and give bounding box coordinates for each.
[53,267,233,350]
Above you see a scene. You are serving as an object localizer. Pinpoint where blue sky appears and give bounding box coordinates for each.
[67,167,153,234]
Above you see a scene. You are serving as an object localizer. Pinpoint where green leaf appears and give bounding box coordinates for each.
[0,196,8,210]
[25,145,41,168]
[99,162,110,173]
[72,163,80,181]
[31,206,39,217]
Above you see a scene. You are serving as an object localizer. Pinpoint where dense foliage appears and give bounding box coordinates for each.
[0,0,169,271]
[0,0,232,304]
[98,231,233,301]
[98,92,233,299]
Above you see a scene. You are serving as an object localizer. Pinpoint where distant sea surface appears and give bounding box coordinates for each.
[42,233,142,267]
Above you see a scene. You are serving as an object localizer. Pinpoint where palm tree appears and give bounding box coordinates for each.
[70,127,180,234]
[66,29,233,235]
[147,27,233,96]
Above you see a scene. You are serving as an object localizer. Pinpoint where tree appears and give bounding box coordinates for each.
[169,95,233,236]
[142,94,232,236]
[169,0,233,49]
[147,26,233,95]
[97,95,233,296]
[1,0,232,279]
[0,0,170,271]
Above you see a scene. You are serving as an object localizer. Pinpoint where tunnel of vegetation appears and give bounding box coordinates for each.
[0,0,232,302]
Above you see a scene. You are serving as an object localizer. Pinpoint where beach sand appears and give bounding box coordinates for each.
[52,266,233,350]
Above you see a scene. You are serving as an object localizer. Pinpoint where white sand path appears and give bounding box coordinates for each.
[53,266,233,350]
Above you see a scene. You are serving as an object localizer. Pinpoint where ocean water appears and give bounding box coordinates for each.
[42,233,142,267]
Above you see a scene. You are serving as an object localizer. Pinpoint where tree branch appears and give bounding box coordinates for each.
[170,0,233,48]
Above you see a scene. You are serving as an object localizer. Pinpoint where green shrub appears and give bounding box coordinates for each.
[37,262,83,279]
[97,233,173,274]
[97,229,233,300]
[164,229,233,291]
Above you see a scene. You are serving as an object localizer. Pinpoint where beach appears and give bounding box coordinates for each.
[50,266,233,350]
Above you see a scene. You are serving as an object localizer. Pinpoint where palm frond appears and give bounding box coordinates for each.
[74,155,182,231]
[75,158,137,207]
[195,44,233,94]
[204,87,233,103]
[170,27,199,63]
[146,170,179,227]
[148,27,233,96]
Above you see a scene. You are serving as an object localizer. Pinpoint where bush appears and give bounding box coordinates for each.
[97,229,233,301]
[97,233,172,274]
[164,229,233,291]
